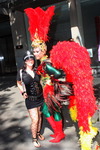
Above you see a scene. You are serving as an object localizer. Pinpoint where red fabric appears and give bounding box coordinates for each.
[43,84,62,111]
[36,63,46,76]
[50,41,97,132]
[43,84,54,99]
[24,6,55,42]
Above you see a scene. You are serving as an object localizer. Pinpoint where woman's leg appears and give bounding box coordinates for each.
[37,106,45,140]
[28,107,39,138]
[28,107,41,147]
[37,106,42,132]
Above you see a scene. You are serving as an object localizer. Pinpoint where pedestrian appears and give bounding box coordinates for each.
[17,51,45,148]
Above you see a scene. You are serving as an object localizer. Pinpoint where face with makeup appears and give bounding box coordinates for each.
[33,47,46,60]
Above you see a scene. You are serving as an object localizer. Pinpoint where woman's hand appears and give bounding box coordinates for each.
[22,92,28,99]
[17,81,28,99]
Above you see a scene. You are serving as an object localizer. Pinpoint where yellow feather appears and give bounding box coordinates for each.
[69,106,77,122]
[79,117,98,150]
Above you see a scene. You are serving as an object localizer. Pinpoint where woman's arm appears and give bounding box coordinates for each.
[44,63,63,79]
[17,80,24,92]
[17,81,28,99]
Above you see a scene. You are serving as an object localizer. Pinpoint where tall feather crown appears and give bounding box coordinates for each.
[24,6,55,51]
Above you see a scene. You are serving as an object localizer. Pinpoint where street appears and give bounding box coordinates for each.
[0,75,100,150]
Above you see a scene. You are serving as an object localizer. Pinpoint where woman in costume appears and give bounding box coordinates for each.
[24,6,98,150]
[17,51,45,148]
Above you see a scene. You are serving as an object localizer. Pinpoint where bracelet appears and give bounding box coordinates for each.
[22,91,26,95]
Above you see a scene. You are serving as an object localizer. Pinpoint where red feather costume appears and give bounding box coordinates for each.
[50,41,96,131]
[50,41,98,150]
[24,6,55,48]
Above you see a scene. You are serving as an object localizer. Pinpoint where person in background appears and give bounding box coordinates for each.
[17,51,45,148]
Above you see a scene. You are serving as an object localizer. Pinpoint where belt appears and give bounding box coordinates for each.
[28,93,43,101]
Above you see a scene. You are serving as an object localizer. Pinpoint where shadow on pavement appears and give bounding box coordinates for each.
[0,75,17,91]
[0,92,31,150]
[0,75,100,150]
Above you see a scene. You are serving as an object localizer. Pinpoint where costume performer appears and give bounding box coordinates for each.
[24,6,98,149]
[24,6,66,143]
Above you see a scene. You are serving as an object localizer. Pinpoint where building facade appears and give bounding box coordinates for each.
[0,0,100,74]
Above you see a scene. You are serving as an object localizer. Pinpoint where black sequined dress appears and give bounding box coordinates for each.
[17,70,44,109]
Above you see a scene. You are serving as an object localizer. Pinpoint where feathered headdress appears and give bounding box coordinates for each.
[24,6,55,51]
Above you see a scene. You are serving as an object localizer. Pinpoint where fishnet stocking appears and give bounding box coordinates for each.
[28,106,42,138]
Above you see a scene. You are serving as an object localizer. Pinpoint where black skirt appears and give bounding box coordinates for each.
[25,94,44,109]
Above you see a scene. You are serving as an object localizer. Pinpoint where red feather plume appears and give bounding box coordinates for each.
[50,41,97,132]
[24,6,55,42]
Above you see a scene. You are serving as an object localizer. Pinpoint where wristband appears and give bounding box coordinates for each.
[22,91,26,95]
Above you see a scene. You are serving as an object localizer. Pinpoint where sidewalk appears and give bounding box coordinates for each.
[0,75,100,150]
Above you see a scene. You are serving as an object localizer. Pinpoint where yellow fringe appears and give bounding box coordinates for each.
[69,106,77,122]
[79,117,98,150]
